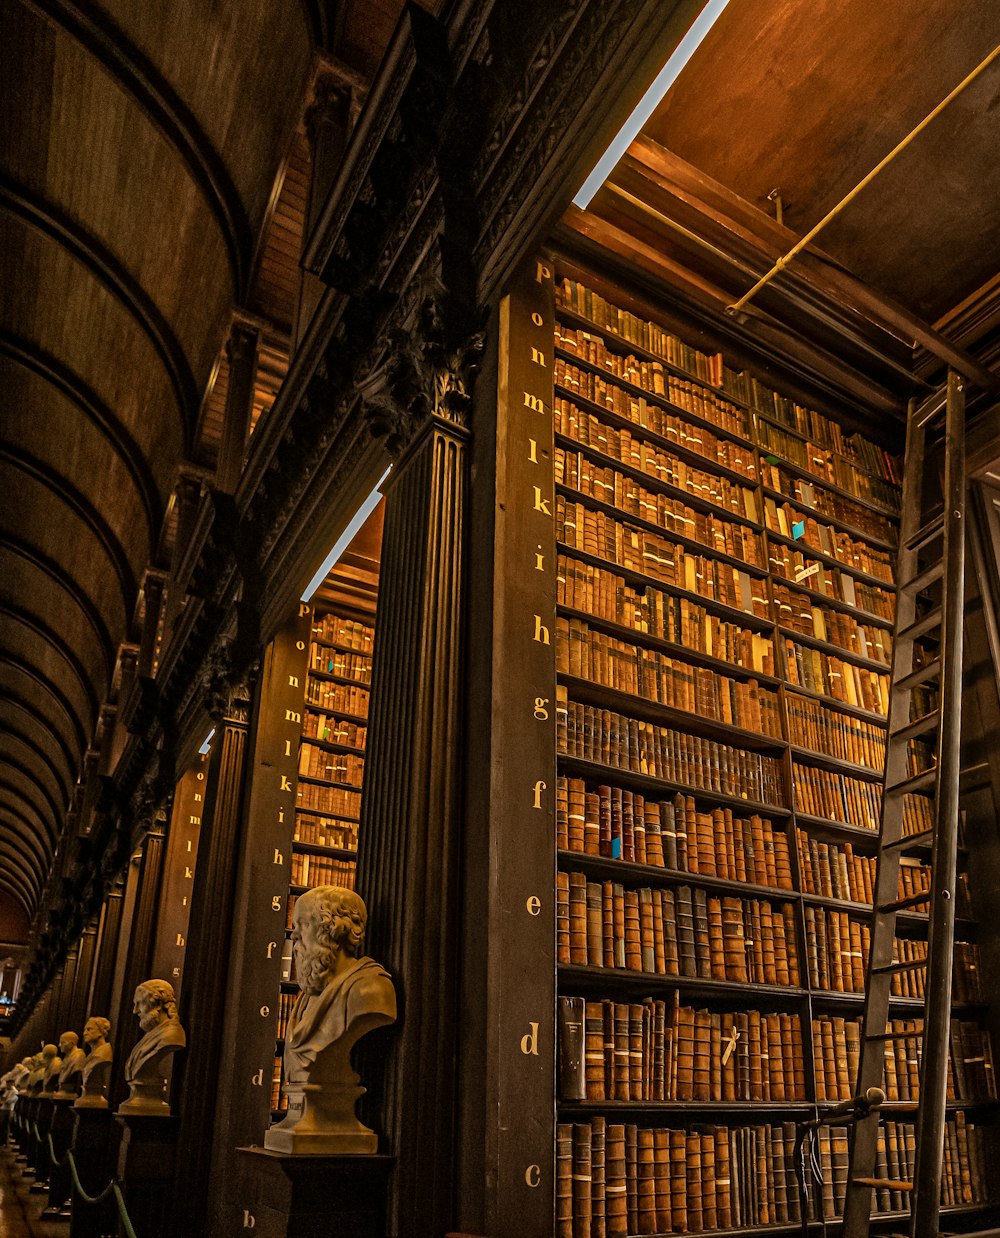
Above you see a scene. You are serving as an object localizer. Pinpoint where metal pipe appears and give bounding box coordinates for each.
[727,44,1000,315]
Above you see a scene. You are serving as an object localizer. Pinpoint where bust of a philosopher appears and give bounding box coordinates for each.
[40,1043,62,1094]
[118,979,186,1116]
[75,1017,113,1109]
[54,1032,86,1098]
[265,885,395,1154]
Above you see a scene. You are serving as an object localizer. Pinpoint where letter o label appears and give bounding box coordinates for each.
[525,1165,541,1188]
[531,312,543,326]
[296,640,306,650]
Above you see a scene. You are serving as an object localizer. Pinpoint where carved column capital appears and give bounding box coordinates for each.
[360,283,485,456]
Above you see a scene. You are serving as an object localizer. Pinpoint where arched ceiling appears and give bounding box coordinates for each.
[0,0,314,925]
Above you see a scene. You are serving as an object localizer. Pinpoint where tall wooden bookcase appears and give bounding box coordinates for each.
[515,252,1000,1235]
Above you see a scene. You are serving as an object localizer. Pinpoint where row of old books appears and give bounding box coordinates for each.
[811,1114,993,1218]
[782,637,890,715]
[756,419,900,505]
[274,991,297,1040]
[288,851,356,889]
[301,709,366,749]
[558,994,805,1103]
[556,617,782,736]
[772,581,892,664]
[308,642,372,683]
[785,694,886,768]
[557,454,763,565]
[557,555,775,676]
[297,742,364,785]
[797,834,973,914]
[811,1014,996,1103]
[555,323,748,441]
[558,873,800,986]
[555,420,761,524]
[556,1119,801,1236]
[556,499,771,616]
[803,905,984,1000]
[553,368,758,479]
[769,541,896,623]
[293,812,358,851]
[761,460,897,546]
[296,780,360,818]
[791,761,882,829]
[311,613,374,652]
[555,278,902,495]
[557,693,785,804]
[270,1058,285,1112]
[762,497,895,582]
[557,780,792,888]
[303,676,369,717]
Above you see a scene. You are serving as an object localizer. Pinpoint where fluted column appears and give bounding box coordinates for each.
[216,324,259,494]
[355,405,467,1238]
[170,676,253,1237]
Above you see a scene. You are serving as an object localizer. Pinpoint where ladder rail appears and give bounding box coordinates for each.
[911,369,966,1235]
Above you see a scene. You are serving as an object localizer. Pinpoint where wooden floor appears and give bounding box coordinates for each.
[0,1141,68,1238]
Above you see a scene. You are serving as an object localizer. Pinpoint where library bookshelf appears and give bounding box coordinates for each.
[545,258,996,1235]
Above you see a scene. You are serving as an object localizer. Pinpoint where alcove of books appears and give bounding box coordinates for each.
[538,254,997,1235]
[269,503,384,1116]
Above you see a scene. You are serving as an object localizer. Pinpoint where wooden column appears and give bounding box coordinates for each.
[210,608,311,1235]
[109,825,168,1109]
[170,676,253,1237]
[88,886,125,1026]
[355,408,467,1238]
[148,755,208,996]
[217,323,259,495]
[67,922,98,1031]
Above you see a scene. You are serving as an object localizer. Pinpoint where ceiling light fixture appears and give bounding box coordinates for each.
[301,466,392,603]
[573,0,731,210]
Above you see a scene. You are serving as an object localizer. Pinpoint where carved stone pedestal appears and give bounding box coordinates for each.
[235,1147,392,1238]
[69,1108,116,1238]
[20,1097,40,1174]
[114,1116,177,1238]
[42,1097,76,1218]
[264,1078,377,1155]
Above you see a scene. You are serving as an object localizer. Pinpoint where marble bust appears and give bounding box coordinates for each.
[119,980,186,1115]
[265,886,395,1154]
[40,1043,62,1094]
[53,1032,86,1098]
[76,1017,113,1109]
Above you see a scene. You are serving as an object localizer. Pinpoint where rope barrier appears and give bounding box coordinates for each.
[13,1114,141,1238]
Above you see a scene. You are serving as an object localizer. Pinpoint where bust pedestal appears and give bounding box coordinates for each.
[31,1096,56,1187]
[235,1147,392,1238]
[69,1108,115,1238]
[114,1115,178,1238]
[264,1073,377,1154]
[41,1096,77,1217]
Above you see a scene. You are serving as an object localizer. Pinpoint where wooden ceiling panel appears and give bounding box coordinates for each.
[103,0,314,231]
[644,0,1000,323]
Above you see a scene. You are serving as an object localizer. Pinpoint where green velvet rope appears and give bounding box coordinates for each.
[26,1123,141,1238]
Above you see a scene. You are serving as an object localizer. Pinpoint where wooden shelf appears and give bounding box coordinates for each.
[772,573,894,631]
[788,745,886,784]
[754,408,901,495]
[760,450,900,520]
[292,840,357,861]
[557,541,775,633]
[559,963,807,1003]
[299,733,366,757]
[557,483,769,580]
[765,527,896,593]
[777,624,891,674]
[558,754,790,819]
[297,773,363,793]
[784,681,888,728]
[308,637,374,658]
[763,486,897,554]
[303,701,368,726]
[561,673,786,752]
[305,666,372,688]
[558,849,796,901]
[558,1099,814,1116]
[558,604,780,687]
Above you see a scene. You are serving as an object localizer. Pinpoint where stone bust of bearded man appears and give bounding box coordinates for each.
[265,885,395,1154]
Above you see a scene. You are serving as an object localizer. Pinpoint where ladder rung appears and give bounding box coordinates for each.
[852,1177,914,1192]
[884,827,935,851]
[880,1101,920,1114]
[887,767,937,796]
[904,512,945,553]
[878,890,932,914]
[871,957,928,976]
[895,657,940,692]
[866,1030,924,1042]
[891,708,940,742]
[913,389,946,428]
[897,608,942,644]
[900,561,943,596]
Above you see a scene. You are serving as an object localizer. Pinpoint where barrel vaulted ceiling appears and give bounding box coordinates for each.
[0,0,316,929]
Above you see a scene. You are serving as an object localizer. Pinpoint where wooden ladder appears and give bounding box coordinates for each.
[842,370,966,1238]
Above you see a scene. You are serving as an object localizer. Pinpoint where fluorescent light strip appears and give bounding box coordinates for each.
[573,0,731,209]
[198,727,215,755]
[301,466,392,603]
